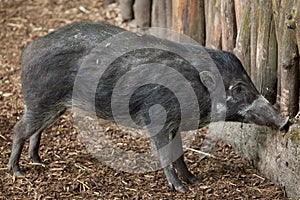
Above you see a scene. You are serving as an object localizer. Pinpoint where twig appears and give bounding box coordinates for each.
[0,134,6,140]
[29,162,46,167]
[186,147,217,159]
[76,179,90,190]
[252,173,265,181]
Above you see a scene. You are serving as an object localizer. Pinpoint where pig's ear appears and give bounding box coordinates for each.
[199,71,216,91]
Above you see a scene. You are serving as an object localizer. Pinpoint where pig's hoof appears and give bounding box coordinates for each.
[29,154,42,163]
[175,185,189,193]
[169,183,189,193]
[32,156,42,164]
[13,170,26,178]
[8,163,26,178]
[186,176,201,185]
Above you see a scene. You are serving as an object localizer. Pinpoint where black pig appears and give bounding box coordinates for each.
[8,22,288,192]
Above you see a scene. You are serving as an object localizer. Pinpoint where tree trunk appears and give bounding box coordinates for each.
[204,0,222,49]
[151,0,172,28]
[172,0,205,45]
[221,0,237,52]
[133,0,152,27]
[233,1,251,74]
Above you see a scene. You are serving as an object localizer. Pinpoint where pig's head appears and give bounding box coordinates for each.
[207,50,289,130]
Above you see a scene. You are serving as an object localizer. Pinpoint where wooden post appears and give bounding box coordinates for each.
[151,0,172,28]
[296,2,300,49]
[104,0,116,4]
[234,1,251,74]
[278,0,299,117]
[172,0,205,45]
[120,0,134,21]
[250,0,259,90]
[188,0,205,45]
[234,0,248,31]
[133,0,152,27]
[221,0,237,52]
[272,0,284,106]
[205,0,222,48]
[254,0,278,104]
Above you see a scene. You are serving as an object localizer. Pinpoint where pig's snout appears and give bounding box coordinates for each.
[241,95,289,131]
[267,115,289,131]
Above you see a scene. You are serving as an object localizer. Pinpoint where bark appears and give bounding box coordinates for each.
[151,0,172,28]
[120,0,134,21]
[204,0,222,49]
[172,0,205,45]
[233,1,251,74]
[133,0,152,27]
[221,0,237,52]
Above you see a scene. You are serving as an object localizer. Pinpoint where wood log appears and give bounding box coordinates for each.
[205,0,222,49]
[254,0,278,104]
[172,0,205,45]
[120,0,134,21]
[133,0,152,27]
[151,0,172,28]
[220,0,237,52]
[233,1,251,74]
[278,0,299,117]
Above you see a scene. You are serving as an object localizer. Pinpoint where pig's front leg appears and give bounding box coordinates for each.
[150,129,189,192]
[163,164,189,192]
[175,155,201,184]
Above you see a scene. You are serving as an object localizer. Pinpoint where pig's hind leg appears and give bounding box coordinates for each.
[28,108,66,163]
[8,106,66,177]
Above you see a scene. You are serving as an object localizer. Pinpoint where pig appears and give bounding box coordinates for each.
[8,22,288,192]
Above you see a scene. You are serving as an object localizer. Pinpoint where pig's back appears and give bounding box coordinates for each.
[20,22,124,109]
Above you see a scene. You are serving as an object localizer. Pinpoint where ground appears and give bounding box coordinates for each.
[0,1,289,199]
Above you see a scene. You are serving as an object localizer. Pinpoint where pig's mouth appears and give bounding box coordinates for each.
[244,113,289,131]
[239,95,289,131]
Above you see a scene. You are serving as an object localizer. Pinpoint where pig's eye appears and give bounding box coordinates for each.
[231,85,242,96]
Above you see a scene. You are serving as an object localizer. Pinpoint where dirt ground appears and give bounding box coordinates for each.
[0,1,290,199]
